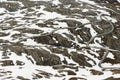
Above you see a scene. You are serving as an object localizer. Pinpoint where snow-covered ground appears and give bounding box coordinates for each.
[0,0,120,80]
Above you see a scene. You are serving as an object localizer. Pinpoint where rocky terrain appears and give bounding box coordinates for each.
[0,0,120,80]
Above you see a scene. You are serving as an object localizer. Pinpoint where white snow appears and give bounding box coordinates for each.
[0,0,119,80]
[117,0,120,3]
[78,0,96,5]
[52,0,62,5]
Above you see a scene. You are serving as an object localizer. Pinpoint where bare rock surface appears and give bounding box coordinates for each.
[0,0,120,80]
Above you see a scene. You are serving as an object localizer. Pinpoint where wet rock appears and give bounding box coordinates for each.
[90,69,104,75]
[26,48,61,66]
[0,60,14,66]
[71,52,92,67]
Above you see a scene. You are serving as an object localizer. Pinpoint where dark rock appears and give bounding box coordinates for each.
[0,32,9,37]
[3,45,26,55]
[26,48,61,66]
[34,35,55,45]
[16,60,25,66]
[103,58,119,64]
[62,58,68,64]
[58,70,76,75]
[90,69,104,75]
[0,2,20,12]
[36,69,53,78]
[59,0,76,5]
[76,27,92,42]
[66,70,76,75]
[93,0,119,3]
[53,65,66,69]
[92,20,120,63]
[54,74,65,77]
[71,52,92,67]
[58,19,82,27]
[53,33,73,47]
[14,28,43,34]
[49,47,70,58]
[111,70,120,74]
[104,77,120,80]
[102,28,120,62]
[17,76,30,80]
[63,33,75,40]
[33,74,43,79]
[0,60,14,66]
[69,77,87,80]
[53,65,78,70]
[69,77,77,80]
[34,33,73,47]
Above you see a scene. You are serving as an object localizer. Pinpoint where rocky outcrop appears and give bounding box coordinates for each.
[48,47,70,58]
[90,69,104,75]
[26,48,61,66]
[70,52,92,67]
[34,33,73,47]
[0,60,14,66]
[0,2,20,12]
[0,0,120,80]
[105,77,120,80]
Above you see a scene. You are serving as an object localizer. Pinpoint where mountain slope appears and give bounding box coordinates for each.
[0,0,120,80]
